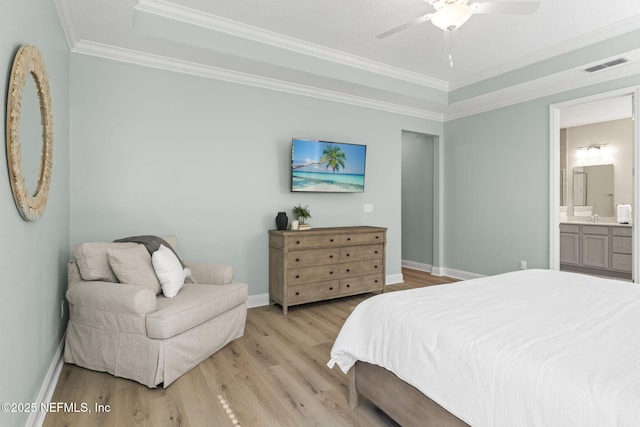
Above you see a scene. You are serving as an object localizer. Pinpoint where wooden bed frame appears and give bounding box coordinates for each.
[349,361,469,426]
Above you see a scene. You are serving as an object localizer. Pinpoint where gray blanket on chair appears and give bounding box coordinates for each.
[114,235,185,268]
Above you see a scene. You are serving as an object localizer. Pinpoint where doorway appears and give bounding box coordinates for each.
[401,130,441,274]
[550,88,640,281]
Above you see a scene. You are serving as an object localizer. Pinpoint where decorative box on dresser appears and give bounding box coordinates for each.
[269,226,387,314]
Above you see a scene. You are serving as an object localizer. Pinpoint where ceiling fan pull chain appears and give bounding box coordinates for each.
[444,30,456,67]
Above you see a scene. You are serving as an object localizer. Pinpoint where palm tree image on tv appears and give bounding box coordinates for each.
[291,139,366,193]
[322,145,346,172]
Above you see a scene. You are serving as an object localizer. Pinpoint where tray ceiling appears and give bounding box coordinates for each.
[55,0,640,119]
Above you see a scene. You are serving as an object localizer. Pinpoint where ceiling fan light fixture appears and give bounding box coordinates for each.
[431,4,473,31]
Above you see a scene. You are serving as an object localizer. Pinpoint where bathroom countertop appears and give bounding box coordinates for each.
[560,220,632,227]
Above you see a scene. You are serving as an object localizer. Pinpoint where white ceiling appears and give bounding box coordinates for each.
[55,0,640,119]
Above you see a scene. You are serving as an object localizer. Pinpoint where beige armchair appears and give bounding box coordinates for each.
[64,237,247,388]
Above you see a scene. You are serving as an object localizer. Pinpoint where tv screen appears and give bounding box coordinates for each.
[291,138,366,193]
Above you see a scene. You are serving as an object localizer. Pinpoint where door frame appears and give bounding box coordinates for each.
[549,86,640,281]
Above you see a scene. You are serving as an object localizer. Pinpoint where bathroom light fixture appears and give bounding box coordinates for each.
[577,143,609,152]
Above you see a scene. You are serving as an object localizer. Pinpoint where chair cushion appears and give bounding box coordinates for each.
[146,282,248,339]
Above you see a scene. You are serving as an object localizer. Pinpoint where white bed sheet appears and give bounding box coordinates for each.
[328,269,640,426]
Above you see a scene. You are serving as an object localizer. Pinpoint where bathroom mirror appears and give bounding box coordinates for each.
[5,45,54,221]
[573,164,614,216]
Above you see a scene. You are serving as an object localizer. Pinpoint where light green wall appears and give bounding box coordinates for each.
[401,131,434,265]
[69,54,443,294]
[0,1,70,426]
[444,75,640,275]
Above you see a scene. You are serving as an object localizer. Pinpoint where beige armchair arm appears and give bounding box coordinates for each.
[66,281,157,315]
[184,261,234,285]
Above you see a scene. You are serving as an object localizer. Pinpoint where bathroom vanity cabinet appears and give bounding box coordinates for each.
[560,223,632,280]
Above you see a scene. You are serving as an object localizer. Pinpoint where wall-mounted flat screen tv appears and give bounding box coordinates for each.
[291,138,366,193]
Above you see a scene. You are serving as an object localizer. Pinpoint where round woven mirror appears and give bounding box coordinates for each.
[6,45,54,221]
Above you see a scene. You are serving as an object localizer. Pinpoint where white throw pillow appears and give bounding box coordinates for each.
[152,244,189,297]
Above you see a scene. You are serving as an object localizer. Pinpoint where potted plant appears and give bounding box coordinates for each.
[292,204,311,224]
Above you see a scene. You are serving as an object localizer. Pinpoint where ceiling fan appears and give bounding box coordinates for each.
[375,0,541,39]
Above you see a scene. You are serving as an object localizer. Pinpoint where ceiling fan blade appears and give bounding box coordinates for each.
[472,1,540,14]
[375,14,433,39]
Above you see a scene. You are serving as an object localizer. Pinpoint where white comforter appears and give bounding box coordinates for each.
[328,269,640,426]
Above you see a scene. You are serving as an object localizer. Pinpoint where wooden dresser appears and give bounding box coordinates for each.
[269,226,387,314]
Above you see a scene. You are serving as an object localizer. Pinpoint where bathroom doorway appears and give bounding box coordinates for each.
[550,88,640,281]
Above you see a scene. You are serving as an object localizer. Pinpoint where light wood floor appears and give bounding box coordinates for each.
[44,268,456,427]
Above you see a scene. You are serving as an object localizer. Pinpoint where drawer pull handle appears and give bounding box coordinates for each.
[374,265,378,269]
[375,279,379,283]
[296,240,301,245]
[376,236,379,239]
[330,238,334,242]
[347,237,351,241]
[374,250,378,254]
[296,258,300,262]
[329,271,334,275]
[346,253,350,257]
[329,255,334,259]
[295,275,300,279]
[329,287,334,290]
[296,291,300,296]
[346,284,351,288]
[346,269,350,272]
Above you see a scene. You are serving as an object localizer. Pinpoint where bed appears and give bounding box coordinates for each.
[328,269,640,426]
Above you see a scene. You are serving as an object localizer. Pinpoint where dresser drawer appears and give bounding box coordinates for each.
[341,259,383,278]
[612,253,632,272]
[612,236,632,255]
[340,232,385,245]
[287,265,337,285]
[612,227,632,237]
[289,234,339,249]
[286,248,339,267]
[340,244,383,262]
[340,274,383,295]
[288,281,339,304]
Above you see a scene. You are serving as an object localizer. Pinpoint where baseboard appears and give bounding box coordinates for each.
[247,293,270,308]
[401,260,433,273]
[402,262,485,281]
[438,267,486,281]
[385,273,404,285]
[26,334,65,427]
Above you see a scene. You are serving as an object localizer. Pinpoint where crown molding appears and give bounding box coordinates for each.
[134,0,449,92]
[71,40,444,121]
[445,51,640,121]
[68,38,640,124]
[450,15,640,90]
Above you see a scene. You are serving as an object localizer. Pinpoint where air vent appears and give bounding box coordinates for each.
[584,57,629,73]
